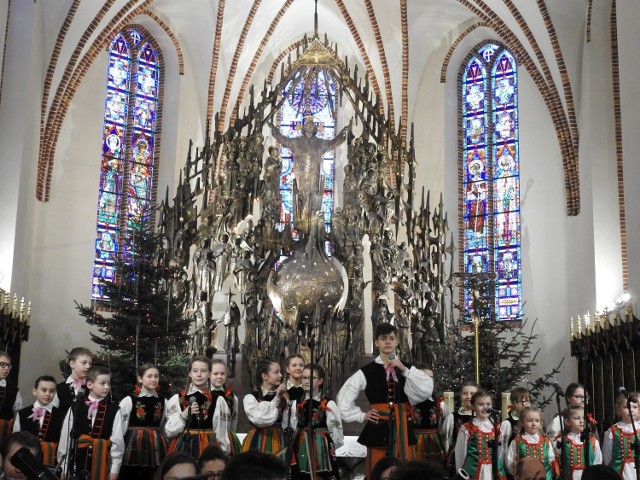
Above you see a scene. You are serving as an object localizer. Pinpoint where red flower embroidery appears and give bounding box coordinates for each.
[154,402,163,421]
[135,401,146,421]
[587,413,598,425]
[133,385,142,395]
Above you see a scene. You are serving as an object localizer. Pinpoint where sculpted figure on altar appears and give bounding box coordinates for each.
[269,116,351,230]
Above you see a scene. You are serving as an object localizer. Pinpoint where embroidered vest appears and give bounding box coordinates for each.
[514,434,554,480]
[179,390,216,428]
[75,400,119,439]
[462,423,506,480]
[296,398,330,430]
[357,361,415,447]
[126,395,164,428]
[452,409,474,445]
[413,398,439,429]
[17,405,64,441]
[0,382,18,420]
[609,425,640,475]
[288,385,305,403]
[559,434,596,477]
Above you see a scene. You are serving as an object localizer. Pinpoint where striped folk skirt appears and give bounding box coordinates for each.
[124,426,167,468]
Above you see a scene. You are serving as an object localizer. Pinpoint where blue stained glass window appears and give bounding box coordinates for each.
[461,43,521,321]
[277,68,337,239]
[92,30,161,300]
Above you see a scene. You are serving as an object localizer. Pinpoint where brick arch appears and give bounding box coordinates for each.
[36,5,184,202]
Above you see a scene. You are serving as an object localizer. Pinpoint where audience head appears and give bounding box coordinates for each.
[2,431,42,480]
[67,347,93,380]
[391,460,446,480]
[32,375,57,406]
[582,464,621,480]
[156,451,200,480]
[221,451,287,480]
[513,457,545,480]
[198,445,228,480]
[371,456,402,480]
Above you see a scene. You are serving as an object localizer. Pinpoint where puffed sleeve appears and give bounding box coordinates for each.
[290,400,299,430]
[243,393,281,428]
[500,419,512,467]
[211,396,230,454]
[602,428,613,466]
[336,370,367,423]
[230,394,239,432]
[441,412,454,452]
[546,414,561,440]
[109,409,125,475]
[455,424,470,470]
[594,437,603,465]
[57,409,74,468]
[12,410,21,432]
[164,394,186,439]
[12,391,22,413]
[402,367,433,405]
[119,396,133,433]
[506,439,518,474]
[326,400,344,450]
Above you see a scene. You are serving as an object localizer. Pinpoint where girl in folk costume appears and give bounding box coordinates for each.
[455,390,507,480]
[12,375,63,466]
[54,347,92,415]
[500,387,532,469]
[285,354,306,403]
[165,355,218,458]
[547,383,586,440]
[210,359,241,455]
[0,351,22,444]
[119,363,167,480]
[412,366,449,466]
[506,406,557,480]
[603,392,640,479]
[57,365,125,480]
[242,358,288,456]
[442,381,478,452]
[555,405,601,480]
[290,364,343,480]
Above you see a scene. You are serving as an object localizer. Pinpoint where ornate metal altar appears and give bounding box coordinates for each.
[158,34,453,390]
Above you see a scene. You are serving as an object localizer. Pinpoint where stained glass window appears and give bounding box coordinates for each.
[278,69,337,239]
[461,43,520,321]
[93,29,161,299]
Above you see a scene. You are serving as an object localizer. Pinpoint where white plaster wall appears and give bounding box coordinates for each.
[618,0,640,313]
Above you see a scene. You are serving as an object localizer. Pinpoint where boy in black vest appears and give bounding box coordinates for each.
[337,322,433,478]
[57,365,124,480]
[13,375,63,466]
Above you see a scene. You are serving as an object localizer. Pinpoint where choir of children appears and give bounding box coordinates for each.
[6,333,637,480]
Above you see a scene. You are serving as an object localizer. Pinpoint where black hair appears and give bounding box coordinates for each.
[156,451,200,480]
[582,465,621,480]
[255,358,278,386]
[370,456,402,480]
[198,445,229,467]
[222,451,287,480]
[392,460,446,480]
[33,375,57,389]
[2,431,42,460]
[374,322,397,339]
[564,383,585,404]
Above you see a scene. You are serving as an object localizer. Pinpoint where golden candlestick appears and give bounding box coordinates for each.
[443,391,454,414]
[501,391,510,419]
[473,314,480,384]
[570,317,574,340]
[577,315,583,338]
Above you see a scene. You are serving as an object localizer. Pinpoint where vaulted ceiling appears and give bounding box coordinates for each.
[35,0,588,207]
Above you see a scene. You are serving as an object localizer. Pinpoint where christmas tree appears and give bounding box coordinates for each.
[432,272,563,408]
[75,225,192,400]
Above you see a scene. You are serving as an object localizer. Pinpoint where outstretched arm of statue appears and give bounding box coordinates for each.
[268,121,288,146]
[330,118,352,149]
